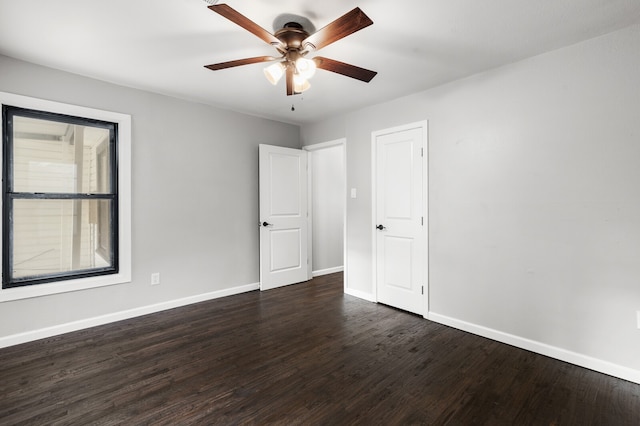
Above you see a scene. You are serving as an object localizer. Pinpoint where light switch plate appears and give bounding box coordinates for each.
[350,188,357,198]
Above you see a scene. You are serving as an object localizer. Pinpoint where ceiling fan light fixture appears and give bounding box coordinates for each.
[205,5,376,96]
[264,62,285,85]
[295,57,316,79]
[293,74,311,93]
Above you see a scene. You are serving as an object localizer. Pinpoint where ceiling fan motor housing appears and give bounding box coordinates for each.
[275,22,310,51]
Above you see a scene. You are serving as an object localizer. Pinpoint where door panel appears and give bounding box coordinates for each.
[259,144,309,290]
[375,126,425,314]
[269,154,302,216]
[270,228,302,272]
[383,236,413,290]
[383,141,413,219]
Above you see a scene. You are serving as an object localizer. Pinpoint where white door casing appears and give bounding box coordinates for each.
[372,122,427,315]
[259,144,310,290]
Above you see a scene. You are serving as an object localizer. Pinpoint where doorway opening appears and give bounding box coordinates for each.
[304,139,346,285]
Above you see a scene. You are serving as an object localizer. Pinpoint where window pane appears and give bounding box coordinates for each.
[12,199,113,279]
[12,116,112,194]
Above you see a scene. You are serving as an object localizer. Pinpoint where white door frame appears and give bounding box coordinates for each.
[371,121,429,317]
[303,139,347,290]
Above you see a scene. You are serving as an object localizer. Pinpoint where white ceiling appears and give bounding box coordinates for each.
[1,0,640,125]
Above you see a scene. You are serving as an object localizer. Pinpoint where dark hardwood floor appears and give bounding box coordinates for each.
[1,272,639,425]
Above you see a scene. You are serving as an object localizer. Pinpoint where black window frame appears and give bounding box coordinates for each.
[2,105,119,289]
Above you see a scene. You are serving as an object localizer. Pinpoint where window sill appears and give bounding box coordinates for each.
[0,271,131,302]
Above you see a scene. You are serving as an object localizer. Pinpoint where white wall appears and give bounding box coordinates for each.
[301,23,640,381]
[0,55,300,340]
[308,143,344,274]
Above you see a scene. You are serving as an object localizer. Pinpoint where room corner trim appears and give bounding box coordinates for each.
[344,287,376,302]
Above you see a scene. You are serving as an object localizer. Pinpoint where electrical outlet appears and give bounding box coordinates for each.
[637,311,640,329]
[151,272,160,285]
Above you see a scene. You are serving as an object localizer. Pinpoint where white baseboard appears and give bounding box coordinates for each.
[7,284,637,385]
[428,312,640,385]
[312,266,344,277]
[344,287,376,302]
[0,282,260,349]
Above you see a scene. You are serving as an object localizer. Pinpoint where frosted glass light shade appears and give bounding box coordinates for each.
[293,74,311,93]
[264,62,285,85]
[295,57,316,79]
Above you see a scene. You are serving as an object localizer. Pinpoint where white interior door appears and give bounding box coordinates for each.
[259,144,310,290]
[373,124,426,315]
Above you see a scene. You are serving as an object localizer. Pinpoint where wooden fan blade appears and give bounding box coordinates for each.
[313,57,377,82]
[205,56,277,71]
[302,7,373,51]
[209,4,281,46]
[286,64,295,96]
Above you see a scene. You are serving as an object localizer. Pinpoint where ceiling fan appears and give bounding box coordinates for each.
[204,4,377,96]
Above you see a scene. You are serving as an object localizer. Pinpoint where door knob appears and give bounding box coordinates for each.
[262,221,272,227]
[376,224,386,230]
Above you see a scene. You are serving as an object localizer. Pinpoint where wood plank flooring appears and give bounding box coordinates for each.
[1,272,639,425]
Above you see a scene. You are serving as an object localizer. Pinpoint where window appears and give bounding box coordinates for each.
[0,92,131,301]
